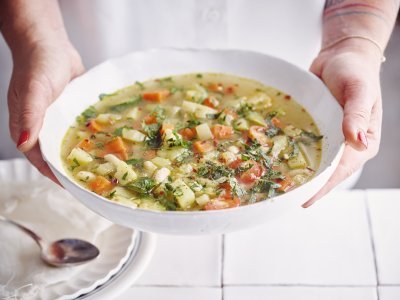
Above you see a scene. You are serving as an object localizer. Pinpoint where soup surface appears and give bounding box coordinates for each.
[62,73,322,211]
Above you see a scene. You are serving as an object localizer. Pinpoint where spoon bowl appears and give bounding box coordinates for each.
[0,215,100,267]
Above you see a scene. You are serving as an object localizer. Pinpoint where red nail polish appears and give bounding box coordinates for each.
[17,130,29,148]
[357,130,368,149]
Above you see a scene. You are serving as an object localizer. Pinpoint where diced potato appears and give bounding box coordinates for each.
[111,186,136,199]
[104,154,137,185]
[153,167,171,183]
[288,151,307,169]
[196,194,210,206]
[233,118,249,131]
[95,113,122,124]
[271,135,288,158]
[151,156,171,168]
[196,123,213,140]
[171,179,196,209]
[143,161,158,174]
[122,128,146,143]
[181,100,198,113]
[125,107,140,119]
[247,92,272,109]
[96,162,116,176]
[227,145,240,154]
[67,148,93,165]
[76,171,96,182]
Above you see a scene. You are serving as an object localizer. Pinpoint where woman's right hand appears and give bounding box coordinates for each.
[8,38,84,181]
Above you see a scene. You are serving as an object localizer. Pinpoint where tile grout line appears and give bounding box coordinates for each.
[221,234,225,300]
[364,190,380,300]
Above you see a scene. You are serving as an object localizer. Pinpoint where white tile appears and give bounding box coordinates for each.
[224,191,376,285]
[367,190,400,284]
[224,286,377,300]
[135,234,222,286]
[119,287,221,300]
[379,286,400,300]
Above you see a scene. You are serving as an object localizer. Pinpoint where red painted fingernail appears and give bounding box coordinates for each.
[357,130,368,149]
[17,130,29,148]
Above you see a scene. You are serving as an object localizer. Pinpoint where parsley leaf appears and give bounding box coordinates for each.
[126,177,156,194]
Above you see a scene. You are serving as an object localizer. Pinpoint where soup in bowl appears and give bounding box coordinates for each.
[40,49,344,234]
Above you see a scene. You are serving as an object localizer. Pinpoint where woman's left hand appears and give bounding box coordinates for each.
[304,40,383,207]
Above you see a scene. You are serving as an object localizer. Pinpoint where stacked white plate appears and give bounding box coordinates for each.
[0,159,155,300]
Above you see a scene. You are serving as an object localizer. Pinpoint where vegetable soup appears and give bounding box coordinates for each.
[62,73,322,211]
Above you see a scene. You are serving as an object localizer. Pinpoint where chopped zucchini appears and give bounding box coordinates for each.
[171,179,196,209]
[271,135,288,158]
[246,111,267,126]
[288,150,307,169]
[151,156,171,168]
[233,118,249,131]
[104,154,137,185]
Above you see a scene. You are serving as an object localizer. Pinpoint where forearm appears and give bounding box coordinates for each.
[0,0,68,54]
[322,0,400,60]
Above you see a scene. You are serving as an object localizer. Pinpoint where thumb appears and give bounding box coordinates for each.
[8,77,53,152]
[341,80,373,151]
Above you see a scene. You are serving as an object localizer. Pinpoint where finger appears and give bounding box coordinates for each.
[302,144,363,208]
[24,143,61,186]
[342,79,375,151]
[8,75,53,153]
[302,99,381,208]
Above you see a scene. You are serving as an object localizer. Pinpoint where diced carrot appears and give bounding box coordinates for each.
[77,138,95,151]
[179,128,197,140]
[271,117,283,129]
[193,140,214,153]
[219,182,232,199]
[143,149,156,160]
[276,176,295,192]
[88,176,113,195]
[229,158,243,169]
[104,137,128,160]
[160,123,174,135]
[87,120,104,133]
[211,125,234,140]
[144,115,157,125]
[142,90,170,103]
[202,97,219,108]
[204,197,240,210]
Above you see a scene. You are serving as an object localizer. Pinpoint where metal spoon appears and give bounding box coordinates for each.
[0,215,100,267]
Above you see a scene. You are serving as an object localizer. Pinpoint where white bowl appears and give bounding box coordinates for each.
[39,49,344,235]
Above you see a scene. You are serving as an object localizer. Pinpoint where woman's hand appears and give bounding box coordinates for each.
[8,38,84,181]
[304,41,383,207]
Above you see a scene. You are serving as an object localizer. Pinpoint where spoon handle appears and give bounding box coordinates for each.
[0,215,43,248]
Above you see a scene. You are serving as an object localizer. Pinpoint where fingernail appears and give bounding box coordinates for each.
[357,130,368,149]
[17,130,29,149]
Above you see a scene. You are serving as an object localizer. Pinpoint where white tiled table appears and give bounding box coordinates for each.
[119,190,400,300]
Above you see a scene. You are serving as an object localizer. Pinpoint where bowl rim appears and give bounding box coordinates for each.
[39,47,345,216]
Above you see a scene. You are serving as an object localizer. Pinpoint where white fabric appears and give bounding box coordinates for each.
[0,0,324,159]
[0,178,112,299]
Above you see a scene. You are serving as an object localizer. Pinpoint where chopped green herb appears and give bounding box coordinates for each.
[109,95,142,112]
[135,81,145,90]
[126,158,144,168]
[126,177,156,194]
